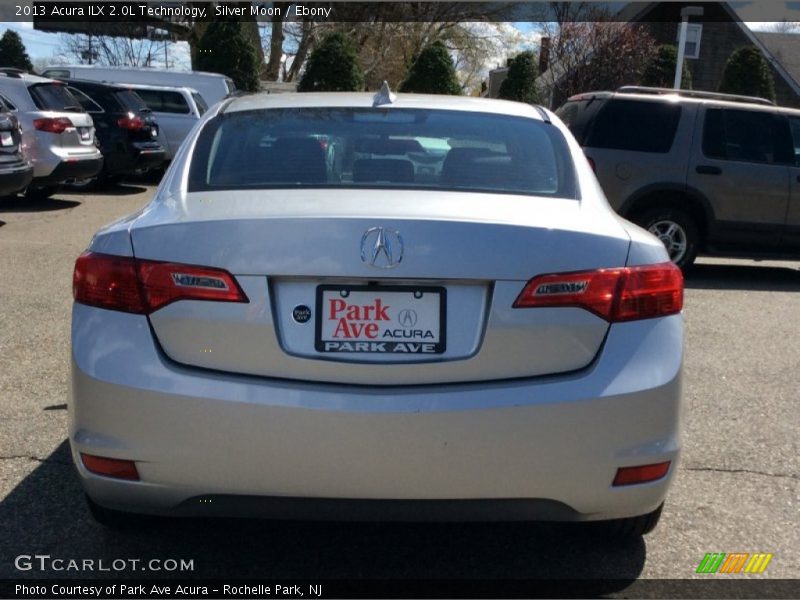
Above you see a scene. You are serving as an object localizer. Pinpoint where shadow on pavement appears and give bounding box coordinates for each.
[63,183,148,196]
[0,441,645,593]
[0,197,80,214]
[685,262,800,292]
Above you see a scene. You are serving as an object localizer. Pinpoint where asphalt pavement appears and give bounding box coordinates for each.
[0,184,797,594]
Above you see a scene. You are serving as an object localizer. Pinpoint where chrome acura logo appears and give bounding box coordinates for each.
[360,227,403,269]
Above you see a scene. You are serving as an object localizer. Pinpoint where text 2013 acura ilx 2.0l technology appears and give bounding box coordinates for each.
[70,88,684,537]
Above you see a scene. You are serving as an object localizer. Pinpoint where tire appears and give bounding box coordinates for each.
[85,495,152,530]
[24,185,59,201]
[593,503,664,540]
[633,207,700,271]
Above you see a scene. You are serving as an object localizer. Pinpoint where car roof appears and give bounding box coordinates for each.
[0,72,57,86]
[566,88,800,116]
[60,78,129,92]
[121,82,199,94]
[43,65,230,79]
[224,92,548,120]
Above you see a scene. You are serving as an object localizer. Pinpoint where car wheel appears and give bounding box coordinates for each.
[66,177,98,190]
[85,495,151,529]
[593,503,664,540]
[24,186,59,201]
[635,208,699,270]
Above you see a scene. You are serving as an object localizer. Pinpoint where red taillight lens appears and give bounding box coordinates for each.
[81,454,140,481]
[33,117,73,134]
[73,252,248,314]
[117,115,145,130]
[613,461,671,486]
[513,262,683,322]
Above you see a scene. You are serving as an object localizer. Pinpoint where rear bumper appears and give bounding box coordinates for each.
[33,155,103,186]
[0,162,33,196]
[70,305,683,522]
[103,144,166,176]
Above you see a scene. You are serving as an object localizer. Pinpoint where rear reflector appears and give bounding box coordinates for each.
[513,262,683,322]
[81,454,140,481]
[613,461,671,486]
[33,117,73,134]
[73,252,248,315]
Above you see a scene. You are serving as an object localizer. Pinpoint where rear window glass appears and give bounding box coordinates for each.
[192,92,207,115]
[133,89,190,114]
[585,99,681,153]
[29,83,85,112]
[555,97,607,144]
[188,108,577,198]
[114,90,149,113]
[67,87,103,112]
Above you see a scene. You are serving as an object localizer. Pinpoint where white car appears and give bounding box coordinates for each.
[71,89,683,537]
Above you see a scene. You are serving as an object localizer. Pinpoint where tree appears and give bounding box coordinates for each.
[58,31,163,67]
[719,46,775,101]
[399,41,461,95]
[298,32,364,92]
[498,51,540,103]
[641,45,692,89]
[196,20,260,92]
[538,19,657,108]
[0,30,33,71]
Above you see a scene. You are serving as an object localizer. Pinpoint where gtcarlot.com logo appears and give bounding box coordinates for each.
[14,555,194,573]
[697,552,773,574]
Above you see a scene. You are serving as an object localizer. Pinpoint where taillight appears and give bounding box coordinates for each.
[613,461,671,486]
[33,117,73,134]
[73,252,248,314]
[81,454,139,481]
[513,262,683,322]
[117,113,145,130]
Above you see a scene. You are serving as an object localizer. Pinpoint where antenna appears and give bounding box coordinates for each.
[373,81,396,107]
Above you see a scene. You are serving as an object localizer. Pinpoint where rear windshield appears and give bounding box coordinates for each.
[29,83,85,112]
[192,92,208,115]
[188,108,577,198]
[114,90,149,113]
[134,89,190,114]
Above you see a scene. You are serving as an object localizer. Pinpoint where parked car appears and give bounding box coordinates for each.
[556,86,800,269]
[0,72,102,199]
[119,83,205,161]
[71,90,683,537]
[59,79,165,186]
[0,95,33,197]
[40,65,234,107]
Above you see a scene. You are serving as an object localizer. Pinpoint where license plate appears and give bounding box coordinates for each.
[315,285,446,354]
[0,131,13,147]
[78,127,90,141]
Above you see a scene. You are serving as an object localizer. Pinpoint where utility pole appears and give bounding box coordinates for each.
[675,6,704,89]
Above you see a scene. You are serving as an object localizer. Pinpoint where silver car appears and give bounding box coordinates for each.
[0,72,102,199]
[71,90,684,537]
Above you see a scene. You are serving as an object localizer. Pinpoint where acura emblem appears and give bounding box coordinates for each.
[361,227,403,269]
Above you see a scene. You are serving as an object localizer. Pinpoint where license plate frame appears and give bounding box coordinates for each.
[315,284,447,355]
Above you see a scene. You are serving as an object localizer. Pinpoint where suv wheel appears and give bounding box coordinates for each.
[635,208,699,270]
[25,186,59,201]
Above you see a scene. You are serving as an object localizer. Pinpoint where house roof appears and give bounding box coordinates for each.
[753,31,800,89]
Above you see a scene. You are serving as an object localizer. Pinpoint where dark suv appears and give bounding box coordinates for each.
[0,97,33,197]
[556,86,800,269]
[61,79,165,186]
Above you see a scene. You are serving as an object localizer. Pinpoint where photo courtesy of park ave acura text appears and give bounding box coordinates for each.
[0,0,797,598]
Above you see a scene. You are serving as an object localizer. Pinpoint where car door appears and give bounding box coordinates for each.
[783,114,800,252]
[687,105,791,251]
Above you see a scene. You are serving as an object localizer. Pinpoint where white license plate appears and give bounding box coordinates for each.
[78,127,90,141]
[0,131,13,147]
[315,285,446,354]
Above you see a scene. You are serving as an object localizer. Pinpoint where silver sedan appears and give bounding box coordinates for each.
[70,89,683,537]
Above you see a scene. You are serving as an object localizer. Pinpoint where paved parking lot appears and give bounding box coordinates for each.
[0,184,798,589]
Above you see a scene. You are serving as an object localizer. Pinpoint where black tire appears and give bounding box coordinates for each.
[85,495,152,530]
[593,503,664,540]
[24,185,59,201]
[633,207,700,271]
